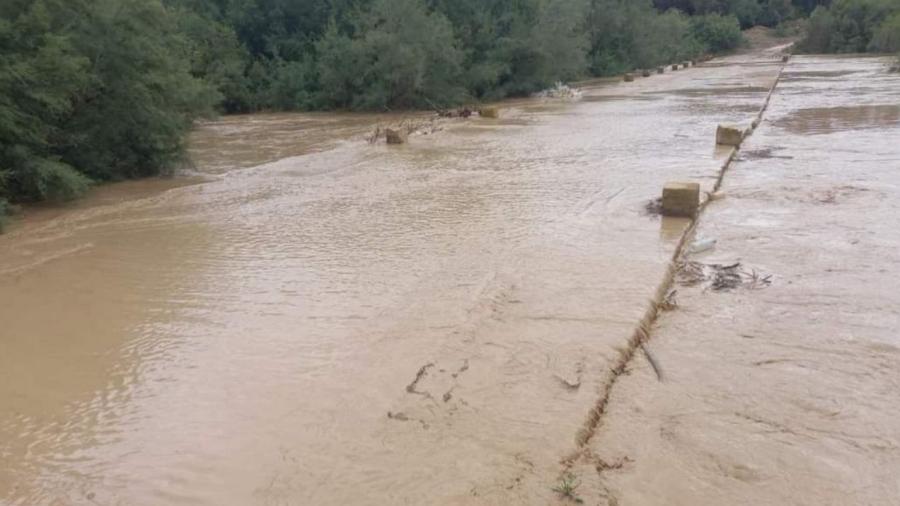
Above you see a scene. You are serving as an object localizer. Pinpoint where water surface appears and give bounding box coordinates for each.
[1,50,787,505]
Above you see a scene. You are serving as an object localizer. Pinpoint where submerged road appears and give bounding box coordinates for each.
[580,54,900,506]
[2,47,897,505]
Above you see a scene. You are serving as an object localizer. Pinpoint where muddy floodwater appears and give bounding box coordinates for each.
[2,48,897,505]
[580,54,900,505]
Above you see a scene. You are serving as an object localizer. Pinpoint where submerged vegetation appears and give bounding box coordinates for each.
[0,0,830,214]
[552,472,584,503]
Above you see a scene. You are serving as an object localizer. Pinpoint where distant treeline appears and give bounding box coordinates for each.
[0,0,830,213]
[797,0,900,53]
[174,0,825,113]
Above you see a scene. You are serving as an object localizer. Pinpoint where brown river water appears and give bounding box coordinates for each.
[579,54,900,505]
[1,47,897,505]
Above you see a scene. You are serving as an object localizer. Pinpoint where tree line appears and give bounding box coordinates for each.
[0,0,877,221]
[797,0,900,53]
[175,0,829,113]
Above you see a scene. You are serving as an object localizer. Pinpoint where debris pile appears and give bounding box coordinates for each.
[644,197,663,216]
[677,261,772,291]
[366,118,445,144]
[436,107,474,118]
[533,81,583,100]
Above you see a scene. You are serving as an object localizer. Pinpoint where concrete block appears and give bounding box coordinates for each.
[624,73,635,82]
[716,124,745,146]
[642,69,651,77]
[385,128,406,144]
[662,182,701,218]
[478,107,499,119]
[672,64,680,71]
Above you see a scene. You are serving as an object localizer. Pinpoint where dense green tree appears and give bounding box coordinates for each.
[691,13,744,51]
[60,0,218,181]
[587,0,713,74]
[0,0,215,208]
[0,0,92,202]
[172,5,253,112]
[587,0,656,75]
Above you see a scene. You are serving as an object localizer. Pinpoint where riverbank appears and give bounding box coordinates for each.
[564,54,900,505]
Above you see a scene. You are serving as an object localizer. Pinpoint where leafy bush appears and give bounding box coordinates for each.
[691,13,744,51]
[0,0,216,205]
[14,157,91,201]
[267,58,318,111]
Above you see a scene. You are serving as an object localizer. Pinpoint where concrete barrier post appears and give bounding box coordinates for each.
[662,182,701,218]
[385,128,406,144]
[478,107,500,119]
[716,124,745,146]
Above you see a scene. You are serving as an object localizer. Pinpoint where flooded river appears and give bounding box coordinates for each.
[3,47,894,505]
[579,54,900,506]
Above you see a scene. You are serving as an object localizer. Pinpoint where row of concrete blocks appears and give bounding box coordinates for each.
[663,54,791,216]
[624,60,697,82]
[661,124,745,218]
